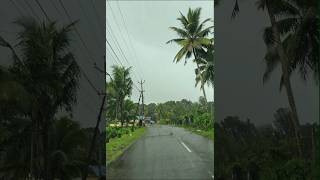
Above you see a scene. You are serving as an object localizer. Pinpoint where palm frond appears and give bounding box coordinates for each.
[263,48,280,83]
[263,26,275,48]
[166,38,185,44]
[0,36,22,64]
[169,27,189,38]
[231,0,240,19]
[177,11,189,29]
[174,46,188,63]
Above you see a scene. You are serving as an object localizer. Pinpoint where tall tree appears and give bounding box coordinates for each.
[195,39,214,93]
[110,65,133,126]
[167,7,213,101]
[0,17,80,179]
[228,0,319,157]
[257,0,318,157]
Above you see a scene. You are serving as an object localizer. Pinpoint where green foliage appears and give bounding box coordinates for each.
[215,116,318,179]
[158,119,170,125]
[106,127,133,142]
[0,18,88,179]
[155,98,213,130]
[106,66,133,125]
[106,127,146,164]
[194,113,212,130]
[167,7,214,100]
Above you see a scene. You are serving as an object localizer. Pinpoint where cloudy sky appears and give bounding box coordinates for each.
[215,0,319,125]
[106,0,214,104]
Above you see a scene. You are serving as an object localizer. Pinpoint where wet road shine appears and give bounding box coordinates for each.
[107,125,214,180]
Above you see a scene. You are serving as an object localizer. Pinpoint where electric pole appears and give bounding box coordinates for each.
[138,80,145,126]
[83,60,106,180]
[132,93,141,131]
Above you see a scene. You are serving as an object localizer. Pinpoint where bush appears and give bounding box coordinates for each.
[193,113,213,130]
[106,126,134,142]
[159,119,170,125]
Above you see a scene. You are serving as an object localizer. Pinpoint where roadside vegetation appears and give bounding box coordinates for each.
[156,97,214,140]
[106,65,147,163]
[165,7,214,140]
[0,18,105,179]
[107,127,146,164]
[214,0,319,179]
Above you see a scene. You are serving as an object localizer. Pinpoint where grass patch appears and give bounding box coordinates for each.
[187,127,214,140]
[173,124,214,140]
[106,127,146,164]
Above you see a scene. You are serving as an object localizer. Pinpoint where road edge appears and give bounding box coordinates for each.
[107,127,148,166]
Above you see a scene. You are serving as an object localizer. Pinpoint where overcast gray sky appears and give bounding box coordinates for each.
[215,0,319,125]
[106,0,214,104]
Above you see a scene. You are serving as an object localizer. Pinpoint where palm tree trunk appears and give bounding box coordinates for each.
[30,128,34,179]
[131,118,135,132]
[30,110,36,179]
[115,101,118,120]
[266,0,302,157]
[201,83,207,102]
[212,88,214,128]
[44,124,49,180]
[193,49,208,102]
[120,100,124,127]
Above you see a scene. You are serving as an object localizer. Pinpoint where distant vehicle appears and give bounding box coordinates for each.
[143,117,152,125]
[150,120,155,124]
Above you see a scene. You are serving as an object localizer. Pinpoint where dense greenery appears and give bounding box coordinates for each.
[0,18,104,179]
[106,127,146,164]
[155,97,214,131]
[165,8,214,138]
[107,66,133,126]
[106,126,132,142]
[215,0,319,179]
[215,114,319,180]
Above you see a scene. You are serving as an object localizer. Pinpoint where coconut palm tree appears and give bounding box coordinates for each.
[167,7,213,101]
[256,0,318,157]
[260,0,319,83]
[228,0,319,157]
[195,39,214,90]
[106,81,118,121]
[110,65,133,126]
[195,41,214,123]
[0,17,80,179]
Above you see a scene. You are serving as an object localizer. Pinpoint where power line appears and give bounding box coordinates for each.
[105,46,141,92]
[105,8,144,91]
[23,0,103,96]
[47,0,63,18]
[106,1,143,79]
[106,40,141,92]
[89,0,104,29]
[79,66,101,95]
[115,1,145,78]
[56,0,105,95]
[77,0,104,49]
[58,0,100,64]
[23,0,41,21]
[34,0,50,21]
[12,0,107,98]
[9,0,24,16]
[106,26,141,82]
[106,39,125,67]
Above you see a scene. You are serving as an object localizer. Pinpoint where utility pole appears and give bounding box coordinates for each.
[138,80,145,126]
[132,93,141,131]
[83,60,106,180]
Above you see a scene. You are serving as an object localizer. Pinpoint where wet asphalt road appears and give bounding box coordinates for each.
[107,125,214,180]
